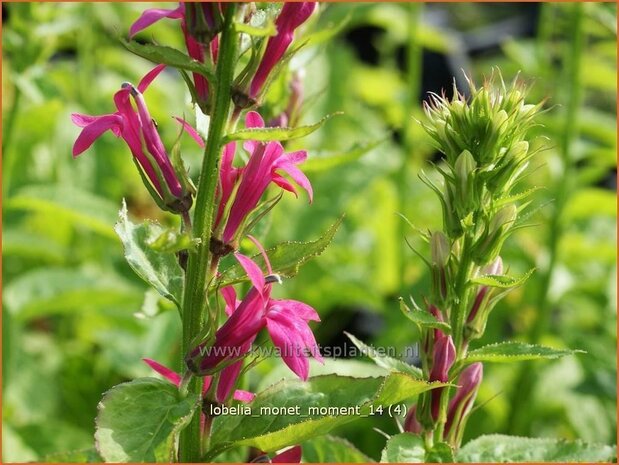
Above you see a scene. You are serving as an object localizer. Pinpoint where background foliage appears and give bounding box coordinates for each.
[2,2,616,462]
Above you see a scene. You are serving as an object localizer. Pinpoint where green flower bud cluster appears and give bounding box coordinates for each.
[421,72,542,264]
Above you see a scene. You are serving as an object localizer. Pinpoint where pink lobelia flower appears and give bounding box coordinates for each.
[214,111,313,245]
[248,2,317,100]
[143,358,255,403]
[71,65,200,213]
[129,3,220,107]
[186,237,322,398]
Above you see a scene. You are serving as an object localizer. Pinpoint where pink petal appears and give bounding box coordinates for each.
[247,235,273,275]
[173,116,205,147]
[235,253,265,292]
[285,150,308,164]
[275,160,313,202]
[129,7,184,39]
[137,64,167,93]
[245,111,266,129]
[202,376,213,394]
[272,445,302,463]
[143,358,181,386]
[71,113,99,128]
[233,390,256,403]
[270,299,320,322]
[221,286,238,317]
[271,173,298,196]
[72,114,123,157]
[266,314,310,380]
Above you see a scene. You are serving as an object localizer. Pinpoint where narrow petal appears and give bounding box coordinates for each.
[137,64,167,93]
[267,316,310,380]
[221,286,238,317]
[143,358,181,386]
[234,253,265,293]
[129,7,183,38]
[233,389,255,403]
[247,235,273,275]
[174,116,205,147]
[271,173,298,196]
[285,150,308,164]
[71,113,100,128]
[275,160,313,202]
[72,114,123,157]
[202,375,213,394]
[272,446,302,463]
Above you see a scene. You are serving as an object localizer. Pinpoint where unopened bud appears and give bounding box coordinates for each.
[506,140,529,163]
[489,204,517,234]
[431,232,451,267]
[404,405,423,434]
[445,363,483,439]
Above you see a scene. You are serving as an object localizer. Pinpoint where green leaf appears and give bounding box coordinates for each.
[345,331,422,378]
[147,228,199,254]
[95,378,200,462]
[234,21,277,37]
[302,435,372,463]
[457,435,616,462]
[223,113,341,143]
[120,38,215,81]
[302,139,386,173]
[115,201,184,307]
[465,342,584,363]
[470,268,535,289]
[5,185,119,239]
[208,373,446,458]
[44,448,102,463]
[425,442,455,463]
[400,300,451,334]
[380,433,425,463]
[3,268,142,320]
[217,216,343,287]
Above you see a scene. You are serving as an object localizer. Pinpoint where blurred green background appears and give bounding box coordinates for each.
[2,2,617,462]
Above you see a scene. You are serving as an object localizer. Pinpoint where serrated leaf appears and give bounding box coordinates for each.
[425,442,455,463]
[223,113,341,143]
[217,216,343,287]
[400,300,451,334]
[495,187,544,207]
[465,342,584,363]
[5,185,119,239]
[302,139,386,172]
[470,268,535,289]
[147,228,199,254]
[120,38,215,81]
[302,435,372,463]
[345,331,422,378]
[208,373,446,459]
[380,433,425,463]
[95,378,200,462]
[115,201,184,307]
[457,434,616,462]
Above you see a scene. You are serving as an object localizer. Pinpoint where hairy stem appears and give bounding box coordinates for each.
[178,4,238,462]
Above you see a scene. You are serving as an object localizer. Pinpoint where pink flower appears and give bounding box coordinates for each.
[403,405,423,434]
[445,362,483,437]
[71,65,201,212]
[186,238,322,392]
[214,111,313,244]
[143,358,255,403]
[249,3,317,100]
[129,3,219,106]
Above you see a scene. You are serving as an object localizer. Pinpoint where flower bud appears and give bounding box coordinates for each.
[404,405,423,434]
[431,232,451,268]
[489,204,517,234]
[445,363,483,440]
[466,257,503,340]
[506,140,529,163]
[429,334,455,421]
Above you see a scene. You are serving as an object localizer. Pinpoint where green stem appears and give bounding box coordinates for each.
[506,3,583,435]
[451,234,474,354]
[178,5,237,462]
